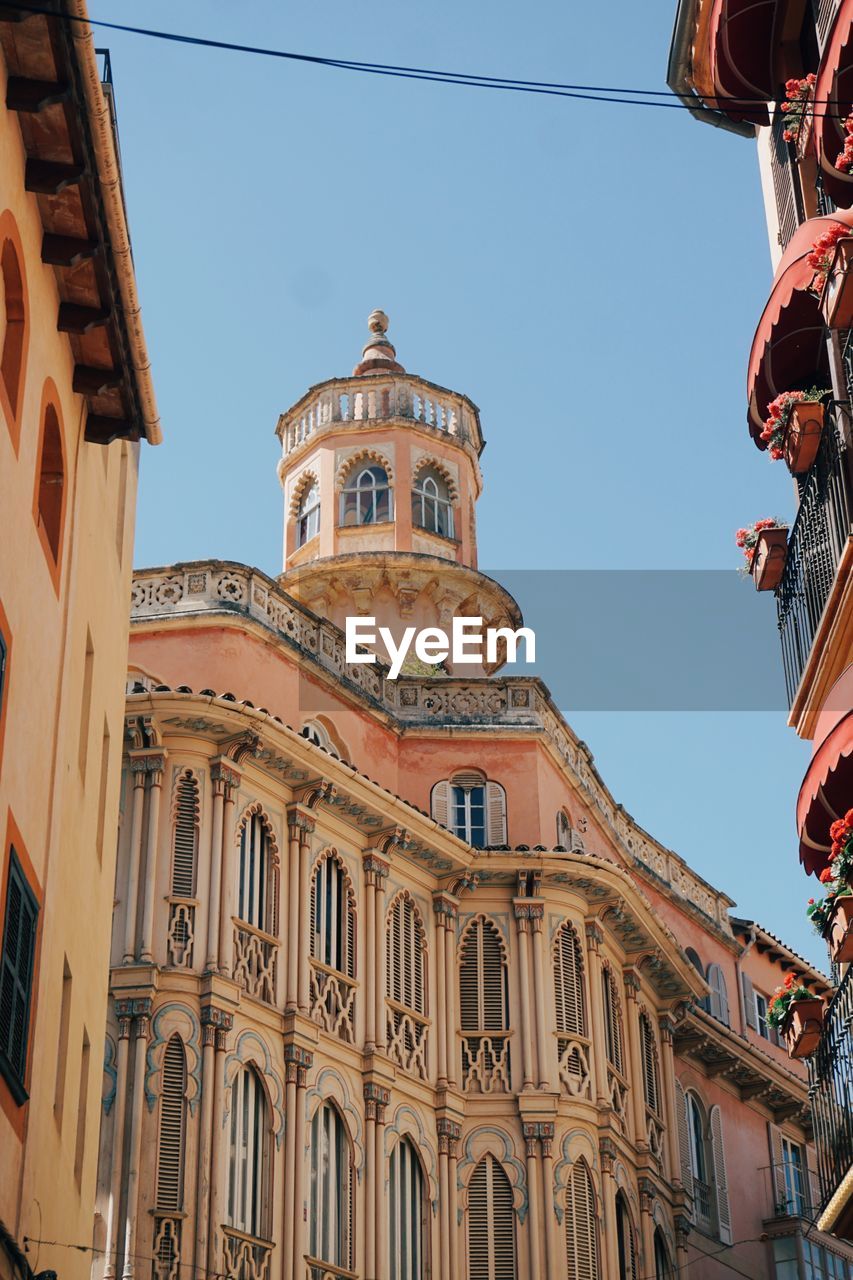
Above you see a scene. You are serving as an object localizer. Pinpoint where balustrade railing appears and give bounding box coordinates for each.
[386,999,429,1079]
[608,1063,629,1131]
[304,1259,357,1280]
[461,1031,511,1092]
[776,406,852,703]
[233,921,278,1003]
[556,1033,592,1099]
[809,964,853,1209]
[152,1216,181,1280]
[693,1177,715,1234]
[309,960,357,1042]
[222,1228,273,1280]
[166,897,196,967]
[646,1109,665,1165]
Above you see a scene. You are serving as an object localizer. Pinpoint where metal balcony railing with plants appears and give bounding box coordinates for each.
[693,1177,715,1235]
[776,403,853,703]
[809,964,853,1209]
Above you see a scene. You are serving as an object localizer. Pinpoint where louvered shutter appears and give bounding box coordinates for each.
[742,973,758,1030]
[171,771,199,897]
[675,1080,693,1199]
[709,1105,732,1243]
[767,1123,785,1211]
[156,1037,187,1210]
[806,1143,822,1216]
[482,921,508,1031]
[554,924,585,1036]
[390,1139,424,1280]
[706,965,730,1026]
[431,780,450,828]
[486,782,507,845]
[468,1155,516,1280]
[602,969,624,1074]
[565,1161,598,1280]
[640,1015,660,1114]
[0,855,38,1092]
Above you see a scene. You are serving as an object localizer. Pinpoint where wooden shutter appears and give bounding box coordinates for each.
[486,782,507,845]
[554,923,586,1036]
[709,1105,732,1243]
[387,892,424,1013]
[742,973,758,1030]
[565,1161,598,1280]
[767,1122,785,1211]
[431,780,450,828]
[460,917,508,1031]
[706,965,729,1027]
[0,853,38,1093]
[171,771,199,897]
[640,1014,660,1114]
[468,1155,516,1280]
[156,1036,187,1210]
[675,1080,693,1199]
[602,968,624,1074]
[806,1143,822,1216]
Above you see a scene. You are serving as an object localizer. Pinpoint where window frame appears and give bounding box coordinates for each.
[339,463,393,527]
[296,480,321,547]
[412,466,454,540]
[389,1136,427,1280]
[0,210,29,450]
[0,845,39,1105]
[226,1063,271,1239]
[309,1100,354,1271]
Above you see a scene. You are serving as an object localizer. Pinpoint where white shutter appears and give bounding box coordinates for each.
[565,1161,598,1280]
[156,1036,186,1210]
[431,780,450,828]
[675,1080,693,1199]
[742,973,758,1030]
[486,782,507,845]
[468,1155,516,1280]
[710,1105,732,1243]
[767,1123,785,1211]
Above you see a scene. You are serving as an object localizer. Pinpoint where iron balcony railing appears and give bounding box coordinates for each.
[809,964,853,1209]
[693,1177,715,1235]
[776,403,853,703]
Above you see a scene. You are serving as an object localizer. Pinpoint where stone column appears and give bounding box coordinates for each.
[364,863,378,1053]
[512,904,535,1089]
[432,898,450,1086]
[523,1125,543,1279]
[297,815,316,1014]
[283,1046,310,1280]
[120,999,152,1280]
[365,1083,390,1280]
[206,1017,233,1279]
[373,858,390,1052]
[530,905,551,1090]
[675,1214,692,1272]
[194,1007,227,1277]
[639,1177,657,1278]
[139,757,165,962]
[291,1048,313,1277]
[658,1013,681,1185]
[217,766,241,978]
[441,897,460,1087]
[205,767,226,972]
[103,1004,132,1280]
[623,969,646,1146]
[599,1138,620,1280]
[123,759,147,962]
[447,1122,461,1280]
[374,1087,389,1280]
[437,1119,452,1280]
[585,921,609,1106]
[539,1124,557,1279]
[285,809,312,1012]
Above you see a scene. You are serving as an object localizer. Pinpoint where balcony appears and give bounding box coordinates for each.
[694,1176,715,1236]
[461,1031,512,1092]
[776,403,853,704]
[809,964,853,1235]
[304,1260,357,1280]
[222,1228,273,1280]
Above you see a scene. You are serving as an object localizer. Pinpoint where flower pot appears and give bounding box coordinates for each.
[825,895,853,963]
[785,402,824,475]
[821,237,853,328]
[781,997,824,1059]
[750,526,788,592]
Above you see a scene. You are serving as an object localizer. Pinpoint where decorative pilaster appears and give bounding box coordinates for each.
[623,968,646,1146]
[368,856,390,1052]
[103,1003,133,1280]
[290,1046,314,1278]
[599,1136,620,1280]
[364,855,389,1052]
[585,921,609,1105]
[207,1014,234,1280]
[512,902,535,1089]
[523,1123,543,1279]
[205,765,226,971]
[139,756,166,962]
[675,1214,691,1270]
[529,905,550,1090]
[659,1013,680,1184]
[285,809,313,1012]
[435,893,459,1086]
[295,812,316,1013]
[365,1083,390,1280]
[120,998,153,1280]
[438,1118,462,1280]
[639,1176,657,1274]
[539,1123,557,1279]
[195,1007,230,1277]
[372,1084,390,1280]
[216,761,242,978]
[122,757,147,963]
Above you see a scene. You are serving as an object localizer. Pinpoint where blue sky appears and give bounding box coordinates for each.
[93,1,821,965]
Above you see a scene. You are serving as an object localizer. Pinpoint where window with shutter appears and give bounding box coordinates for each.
[467,1154,516,1280]
[309,1102,353,1271]
[709,1105,732,1243]
[238,812,273,932]
[433,772,507,847]
[616,1193,637,1280]
[741,972,758,1031]
[0,849,38,1103]
[556,809,572,849]
[389,1137,426,1280]
[674,1081,694,1198]
[565,1160,599,1279]
[308,852,356,1042]
[431,780,450,828]
[653,1228,672,1280]
[385,892,428,1077]
[601,966,624,1075]
[459,916,511,1091]
[639,1013,660,1115]
[171,771,199,897]
[706,964,730,1027]
[156,1036,187,1210]
[554,923,591,1097]
[226,1065,270,1239]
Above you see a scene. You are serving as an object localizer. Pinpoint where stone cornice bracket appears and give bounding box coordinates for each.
[364,1081,391,1122]
[115,996,153,1038]
[375,825,412,857]
[363,853,390,888]
[437,1117,461,1156]
[294,778,338,810]
[599,1136,617,1174]
[285,1044,314,1087]
[658,1013,677,1044]
[675,1214,692,1244]
[223,730,261,764]
[523,1121,555,1157]
[585,920,605,952]
[447,870,478,898]
[639,1177,655,1214]
[433,891,459,923]
[516,869,542,898]
[286,805,316,842]
[127,747,167,781]
[623,968,642,1000]
[211,757,242,796]
[201,1003,234,1049]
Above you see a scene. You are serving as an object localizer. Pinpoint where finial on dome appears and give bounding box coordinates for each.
[353,309,405,377]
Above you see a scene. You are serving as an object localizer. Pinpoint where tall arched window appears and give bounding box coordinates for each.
[639,1013,660,1115]
[238,811,274,933]
[685,948,709,1013]
[155,1036,187,1211]
[680,1091,732,1242]
[309,852,356,1041]
[389,1137,426,1280]
[36,402,65,567]
[431,771,507,847]
[565,1160,599,1279]
[309,1102,354,1271]
[1,229,25,426]
[226,1065,270,1239]
[554,922,590,1097]
[412,465,454,539]
[467,1154,516,1279]
[386,892,428,1078]
[616,1193,637,1280]
[297,480,320,547]
[556,809,572,849]
[340,464,392,525]
[459,915,511,1091]
[654,1229,673,1280]
[166,770,200,968]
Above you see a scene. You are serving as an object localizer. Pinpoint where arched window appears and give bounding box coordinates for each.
[654,1229,673,1280]
[0,228,25,429]
[237,811,275,934]
[431,771,507,847]
[412,465,454,539]
[309,1102,354,1271]
[386,892,428,1078]
[459,915,511,1091]
[685,948,709,1013]
[155,1036,187,1211]
[681,1092,731,1240]
[296,480,320,547]
[467,1154,516,1279]
[601,966,624,1075]
[639,1013,660,1115]
[301,720,338,758]
[706,963,730,1026]
[36,403,65,566]
[340,464,392,525]
[389,1137,426,1280]
[226,1065,270,1239]
[309,852,356,1041]
[554,922,589,1096]
[616,1194,637,1280]
[565,1160,598,1279]
[556,809,572,849]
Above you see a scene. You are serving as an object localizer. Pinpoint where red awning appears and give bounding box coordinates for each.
[815,0,853,206]
[798,710,853,875]
[746,209,853,443]
[708,0,775,124]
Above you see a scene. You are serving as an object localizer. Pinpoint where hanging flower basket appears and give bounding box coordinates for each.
[819,236,853,329]
[736,520,788,591]
[785,400,825,474]
[781,75,815,160]
[781,997,825,1058]
[824,894,853,963]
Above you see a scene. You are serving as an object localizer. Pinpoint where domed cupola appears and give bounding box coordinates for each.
[274,312,523,674]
